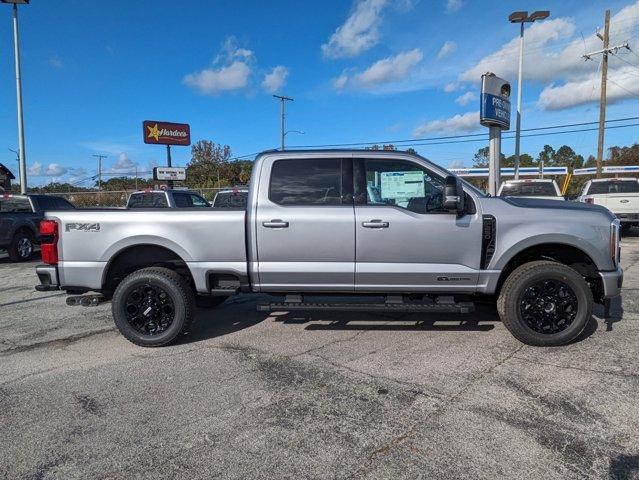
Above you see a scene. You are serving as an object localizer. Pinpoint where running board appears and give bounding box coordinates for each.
[257,295,474,314]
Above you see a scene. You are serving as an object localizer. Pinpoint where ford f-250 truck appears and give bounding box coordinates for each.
[35,150,623,348]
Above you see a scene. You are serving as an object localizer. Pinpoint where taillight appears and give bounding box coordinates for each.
[585,197,594,204]
[39,220,59,265]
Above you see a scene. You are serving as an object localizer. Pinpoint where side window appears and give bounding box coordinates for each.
[128,193,167,208]
[269,158,343,206]
[359,159,445,214]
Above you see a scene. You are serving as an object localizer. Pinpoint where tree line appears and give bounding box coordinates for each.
[18,140,639,200]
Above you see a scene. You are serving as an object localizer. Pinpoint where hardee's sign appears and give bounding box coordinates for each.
[143,120,191,146]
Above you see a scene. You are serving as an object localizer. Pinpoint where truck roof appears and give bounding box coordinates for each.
[590,177,638,182]
[502,179,556,184]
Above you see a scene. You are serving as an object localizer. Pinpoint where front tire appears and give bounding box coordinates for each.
[8,231,34,262]
[497,261,593,346]
[112,267,195,347]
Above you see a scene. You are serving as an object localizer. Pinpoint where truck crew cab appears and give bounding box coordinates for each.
[36,150,622,348]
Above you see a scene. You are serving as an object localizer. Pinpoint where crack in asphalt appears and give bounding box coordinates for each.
[345,343,525,479]
[0,366,61,387]
[512,356,639,379]
[0,327,116,357]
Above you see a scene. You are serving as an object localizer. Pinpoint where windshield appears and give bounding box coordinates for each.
[587,180,639,194]
[500,182,558,197]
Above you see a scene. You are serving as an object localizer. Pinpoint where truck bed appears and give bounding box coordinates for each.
[48,208,247,292]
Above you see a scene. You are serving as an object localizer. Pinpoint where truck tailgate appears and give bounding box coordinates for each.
[48,209,247,292]
[602,193,639,214]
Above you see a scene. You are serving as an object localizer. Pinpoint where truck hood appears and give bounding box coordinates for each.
[502,197,615,218]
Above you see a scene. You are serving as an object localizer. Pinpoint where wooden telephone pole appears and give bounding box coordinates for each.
[583,9,630,178]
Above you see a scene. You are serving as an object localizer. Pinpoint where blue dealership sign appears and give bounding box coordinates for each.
[481,93,510,129]
[480,73,511,130]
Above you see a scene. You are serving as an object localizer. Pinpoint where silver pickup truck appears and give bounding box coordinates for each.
[35,150,623,347]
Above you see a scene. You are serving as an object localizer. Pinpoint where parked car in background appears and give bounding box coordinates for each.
[498,179,564,200]
[211,188,249,209]
[578,178,639,233]
[0,194,74,261]
[126,190,210,208]
[37,150,622,349]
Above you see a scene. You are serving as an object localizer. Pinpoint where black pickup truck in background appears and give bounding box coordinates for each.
[0,194,74,261]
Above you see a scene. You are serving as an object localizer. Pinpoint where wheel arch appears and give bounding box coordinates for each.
[495,242,600,299]
[102,243,195,294]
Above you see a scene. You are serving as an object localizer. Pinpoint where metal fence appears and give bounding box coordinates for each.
[47,187,246,208]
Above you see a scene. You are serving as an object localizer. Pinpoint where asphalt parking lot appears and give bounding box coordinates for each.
[1,234,638,480]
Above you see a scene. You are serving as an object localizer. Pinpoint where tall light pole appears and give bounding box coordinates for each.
[509,10,550,179]
[273,94,293,150]
[2,0,30,193]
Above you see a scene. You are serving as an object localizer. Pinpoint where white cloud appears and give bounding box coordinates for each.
[448,160,465,169]
[45,164,68,177]
[337,48,422,90]
[184,37,254,96]
[28,162,42,176]
[445,0,462,14]
[49,57,63,69]
[68,167,87,183]
[413,111,479,137]
[458,2,639,111]
[443,82,458,92]
[538,67,639,110]
[184,60,251,96]
[455,91,476,106]
[321,0,387,59]
[333,73,349,91]
[437,41,457,59]
[262,66,289,93]
[109,153,138,174]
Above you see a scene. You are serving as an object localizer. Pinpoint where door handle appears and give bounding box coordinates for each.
[263,220,289,228]
[362,220,389,228]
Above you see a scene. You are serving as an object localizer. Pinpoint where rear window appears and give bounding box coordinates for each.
[213,191,248,209]
[269,159,342,206]
[0,197,32,213]
[128,193,168,208]
[36,196,75,211]
[586,180,639,194]
[173,193,209,208]
[500,182,558,197]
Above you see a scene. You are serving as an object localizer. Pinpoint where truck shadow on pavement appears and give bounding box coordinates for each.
[185,296,602,344]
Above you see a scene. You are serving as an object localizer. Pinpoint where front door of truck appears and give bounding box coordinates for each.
[353,157,482,293]
[255,157,355,292]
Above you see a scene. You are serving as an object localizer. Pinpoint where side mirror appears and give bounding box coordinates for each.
[443,175,465,214]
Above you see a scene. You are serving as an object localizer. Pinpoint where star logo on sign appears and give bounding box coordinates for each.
[147,123,160,142]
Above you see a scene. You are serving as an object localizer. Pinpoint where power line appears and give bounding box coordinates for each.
[290,115,639,149]
[607,77,639,99]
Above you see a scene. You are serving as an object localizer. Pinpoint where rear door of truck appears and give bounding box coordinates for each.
[254,156,355,291]
[587,180,639,215]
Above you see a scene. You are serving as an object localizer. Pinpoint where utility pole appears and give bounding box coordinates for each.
[583,10,630,178]
[273,94,293,150]
[93,154,107,204]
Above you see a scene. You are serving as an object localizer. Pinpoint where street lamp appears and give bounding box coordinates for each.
[284,130,305,137]
[2,0,30,194]
[509,10,550,179]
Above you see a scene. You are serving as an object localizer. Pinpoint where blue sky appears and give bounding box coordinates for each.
[0,0,638,187]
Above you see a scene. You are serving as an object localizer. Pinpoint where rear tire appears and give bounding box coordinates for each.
[8,230,34,262]
[112,267,195,347]
[497,261,592,346]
